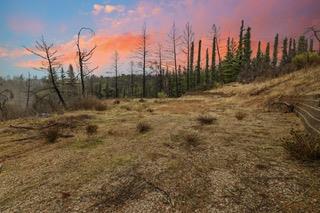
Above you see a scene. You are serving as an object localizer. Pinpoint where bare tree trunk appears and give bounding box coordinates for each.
[26,72,31,109]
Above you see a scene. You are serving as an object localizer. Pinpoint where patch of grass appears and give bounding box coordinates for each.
[41,128,59,143]
[86,124,98,135]
[120,105,132,111]
[235,111,247,120]
[94,103,107,111]
[196,114,216,125]
[283,130,320,160]
[182,130,201,148]
[136,121,151,133]
[146,108,154,113]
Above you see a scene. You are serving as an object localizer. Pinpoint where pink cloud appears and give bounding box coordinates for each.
[93,3,125,15]
[7,17,44,35]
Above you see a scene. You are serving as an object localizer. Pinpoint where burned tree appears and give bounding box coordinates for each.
[76,27,97,98]
[25,36,66,108]
[134,23,149,98]
[113,51,119,98]
[183,22,194,90]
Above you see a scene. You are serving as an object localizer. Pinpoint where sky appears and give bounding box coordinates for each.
[0,0,319,77]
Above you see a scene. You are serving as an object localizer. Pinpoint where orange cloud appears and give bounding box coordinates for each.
[16,33,142,75]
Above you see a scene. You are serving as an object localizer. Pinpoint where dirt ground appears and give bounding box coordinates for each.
[1,68,320,212]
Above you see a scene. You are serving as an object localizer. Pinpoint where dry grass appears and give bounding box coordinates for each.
[1,67,320,212]
[136,121,151,133]
[283,130,320,160]
[197,114,216,125]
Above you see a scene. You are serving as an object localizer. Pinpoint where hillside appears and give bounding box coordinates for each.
[1,67,320,212]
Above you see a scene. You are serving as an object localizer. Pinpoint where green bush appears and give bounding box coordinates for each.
[292,52,320,69]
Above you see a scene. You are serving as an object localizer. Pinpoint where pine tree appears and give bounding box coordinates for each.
[243,27,252,70]
[205,48,209,85]
[256,41,262,61]
[272,33,279,67]
[190,41,195,88]
[293,39,297,56]
[211,35,216,84]
[196,40,202,85]
[264,42,271,65]
[298,36,307,54]
[221,37,239,83]
[288,38,293,61]
[281,37,288,65]
[237,20,245,66]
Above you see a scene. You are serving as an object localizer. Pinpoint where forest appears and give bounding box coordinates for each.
[1,21,320,120]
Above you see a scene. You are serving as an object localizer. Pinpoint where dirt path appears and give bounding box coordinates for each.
[0,93,319,212]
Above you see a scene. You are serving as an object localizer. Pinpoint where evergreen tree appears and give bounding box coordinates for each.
[281,37,288,65]
[264,42,271,65]
[211,35,216,84]
[288,38,293,61]
[196,40,202,85]
[190,41,195,89]
[243,27,252,69]
[221,37,240,83]
[205,48,209,85]
[272,33,279,67]
[298,36,307,54]
[256,41,263,61]
[237,20,245,67]
[293,39,297,56]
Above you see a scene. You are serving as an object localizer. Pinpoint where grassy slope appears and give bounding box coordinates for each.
[0,67,320,212]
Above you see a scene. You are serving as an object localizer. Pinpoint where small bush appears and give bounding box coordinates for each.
[157,91,168,98]
[235,111,246,120]
[42,128,59,143]
[197,114,216,125]
[86,124,98,135]
[138,98,146,103]
[113,100,120,105]
[183,131,201,148]
[71,97,106,111]
[94,103,107,111]
[136,121,151,133]
[283,130,320,160]
[292,52,320,69]
[146,108,154,113]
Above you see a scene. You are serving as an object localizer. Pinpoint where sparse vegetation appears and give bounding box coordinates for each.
[182,130,201,148]
[86,124,98,135]
[283,130,320,160]
[235,111,247,120]
[196,114,216,125]
[41,128,59,143]
[136,121,151,133]
[71,97,106,111]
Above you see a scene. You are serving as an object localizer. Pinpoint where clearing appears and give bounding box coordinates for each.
[1,67,320,212]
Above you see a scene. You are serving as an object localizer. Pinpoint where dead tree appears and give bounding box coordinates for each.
[168,22,181,97]
[305,26,320,52]
[0,89,13,120]
[76,27,97,98]
[25,72,31,109]
[182,22,194,90]
[113,51,119,98]
[130,61,134,97]
[212,24,222,64]
[25,36,66,108]
[134,23,149,98]
[157,43,164,92]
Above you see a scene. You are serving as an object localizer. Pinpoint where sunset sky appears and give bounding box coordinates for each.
[0,0,319,77]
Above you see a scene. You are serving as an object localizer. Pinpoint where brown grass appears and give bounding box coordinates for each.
[136,121,151,133]
[182,130,201,148]
[196,114,216,125]
[283,130,320,160]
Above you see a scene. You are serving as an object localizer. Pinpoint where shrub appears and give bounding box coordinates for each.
[283,130,320,160]
[157,91,168,98]
[292,52,320,69]
[146,108,154,113]
[182,131,201,148]
[197,114,216,125]
[136,121,151,133]
[71,97,106,111]
[235,111,246,120]
[86,124,98,135]
[41,128,59,143]
[113,100,120,105]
